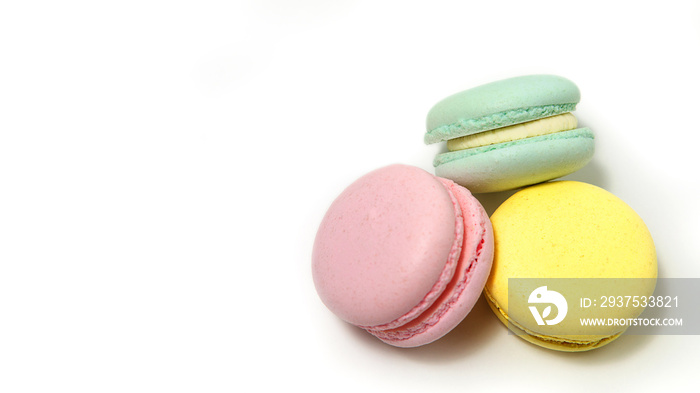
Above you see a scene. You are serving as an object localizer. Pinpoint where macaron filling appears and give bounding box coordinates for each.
[425,103,577,144]
[433,127,594,167]
[363,179,489,343]
[446,113,578,151]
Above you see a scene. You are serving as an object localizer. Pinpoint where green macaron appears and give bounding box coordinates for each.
[425,75,594,193]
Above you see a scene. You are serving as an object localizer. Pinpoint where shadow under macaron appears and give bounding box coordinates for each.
[472,189,518,217]
[342,294,501,362]
[399,294,503,362]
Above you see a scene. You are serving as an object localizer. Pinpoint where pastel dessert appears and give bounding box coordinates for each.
[312,164,494,347]
[484,181,657,351]
[425,75,595,193]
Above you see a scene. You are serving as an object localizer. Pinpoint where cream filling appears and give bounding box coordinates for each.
[446,113,578,152]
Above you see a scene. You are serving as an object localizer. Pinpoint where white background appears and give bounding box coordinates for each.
[1,1,699,392]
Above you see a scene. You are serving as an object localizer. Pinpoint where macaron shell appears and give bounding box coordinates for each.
[312,165,459,327]
[434,128,594,193]
[425,75,580,144]
[485,181,657,351]
[368,178,494,347]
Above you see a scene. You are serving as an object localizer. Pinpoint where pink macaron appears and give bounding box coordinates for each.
[312,164,494,347]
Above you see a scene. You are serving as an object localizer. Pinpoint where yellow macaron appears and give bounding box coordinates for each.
[484,181,657,351]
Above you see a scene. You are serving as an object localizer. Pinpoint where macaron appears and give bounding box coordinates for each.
[484,181,657,351]
[425,75,595,193]
[312,164,494,347]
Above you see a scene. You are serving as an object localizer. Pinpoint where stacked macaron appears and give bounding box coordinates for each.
[312,75,657,352]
